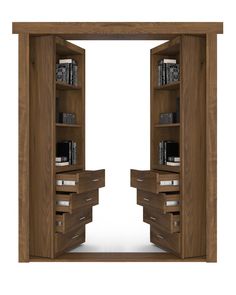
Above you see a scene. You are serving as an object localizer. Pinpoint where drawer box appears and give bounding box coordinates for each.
[143,207,180,233]
[131,169,179,194]
[137,190,180,213]
[56,207,92,233]
[56,190,98,213]
[55,226,85,255]
[150,226,180,254]
[56,169,105,193]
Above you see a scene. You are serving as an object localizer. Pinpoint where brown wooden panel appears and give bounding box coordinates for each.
[29,36,55,258]
[206,34,217,262]
[181,36,206,258]
[12,22,223,39]
[30,252,206,262]
[19,33,30,262]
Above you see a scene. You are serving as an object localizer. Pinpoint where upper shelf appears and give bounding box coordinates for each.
[155,81,180,91]
[56,81,81,90]
[55,37,85,55]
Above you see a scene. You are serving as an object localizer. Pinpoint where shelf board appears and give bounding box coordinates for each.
[56,164,83,173]
[56,123,82,128]
[155,123,180,128]
[56,81,81,90]
[154,164,180,173]
[155,81,180,90]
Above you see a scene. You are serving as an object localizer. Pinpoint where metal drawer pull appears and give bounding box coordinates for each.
[72,234,80,240]
[143,198,150,202]
[137,178,144,182]
[156,234,164,240]
[86,198,93,202]
[80,216,86,221]
[92,178,99,182]
[150,216,156,221]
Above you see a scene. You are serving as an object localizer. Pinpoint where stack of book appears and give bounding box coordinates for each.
[56,58,78,86]
[157,58,179,86]
[159,141,179,165]
[57,112,76,124]
[56,141,77,166]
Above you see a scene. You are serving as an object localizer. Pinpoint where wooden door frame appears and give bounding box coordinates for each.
[15,22,222,262]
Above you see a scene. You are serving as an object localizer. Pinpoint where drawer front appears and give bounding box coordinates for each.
[56,169,105,193]
[56,190,99,213]
[150,226,180,254]
[56,207,92,233]
[131,169,179,193]
[137,190,180,213]
[55,226,85,255]
[143,207,180,233]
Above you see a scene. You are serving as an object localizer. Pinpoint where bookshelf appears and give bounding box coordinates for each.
[131,35,207,259]
[28,36,105,258]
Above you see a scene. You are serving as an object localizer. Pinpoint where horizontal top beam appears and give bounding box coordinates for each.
[12,22,223,40]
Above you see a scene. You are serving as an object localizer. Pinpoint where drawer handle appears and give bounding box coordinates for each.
[85,198,93,202]
[156,234,164,240]
[80,216,86,221]
[92,178,100,182]
[143,198,150,202]
[137,178,144,182]
[150,216,156,221]
[72,234,80,240]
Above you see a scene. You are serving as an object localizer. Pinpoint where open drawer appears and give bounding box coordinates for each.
[143,207,180,233]
[56,190,98,213]
[150,226,180,254]
[55,225,85,255]
[56,207,92,234]
[131,169,179,193]
[137,190,180,213]
[56,169,105,193]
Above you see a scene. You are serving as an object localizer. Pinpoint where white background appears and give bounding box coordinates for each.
[0,0,235,294]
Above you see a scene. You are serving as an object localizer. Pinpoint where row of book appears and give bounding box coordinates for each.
[157,58,179,86]
[57,112,76,124]
[56,141,77,166]
[159,140,180,166]
[56,58,78,86]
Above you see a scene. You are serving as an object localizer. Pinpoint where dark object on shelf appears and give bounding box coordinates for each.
[159,141,179,164]
[159,112,177,124]
[57,140,77,165]
[58,112,76,124]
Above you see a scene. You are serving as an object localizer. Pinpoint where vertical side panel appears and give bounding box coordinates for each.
[29,36,55,258]
[19,33,30,262]
[81,51,86,169]
[181,36,206,258]
[206,34,217,262]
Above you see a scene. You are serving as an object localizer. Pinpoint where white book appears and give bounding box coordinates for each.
[166,162,180,166]
[56,200,70,207]
[162,58,176,64]
[59,58,73,64]
[55,161,69,166]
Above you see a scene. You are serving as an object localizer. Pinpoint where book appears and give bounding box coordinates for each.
[56,156,68,163]
[55,162,69,166]
[159,112,177,124]
[159,141,179,165]
[158,59,180,86]
[168,156,180,162]
[166,162,180,166]
[56,59,78,86]
[56,140,77,165]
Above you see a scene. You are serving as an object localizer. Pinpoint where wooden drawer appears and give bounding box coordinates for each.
[56,207,92,233]
[137,190,180,213]
[131,169,179,194]
[143,207,180,233]
[56,169,105,193]
[55,226,85,255]
[56,190,98,213]
[150,226,180,254]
